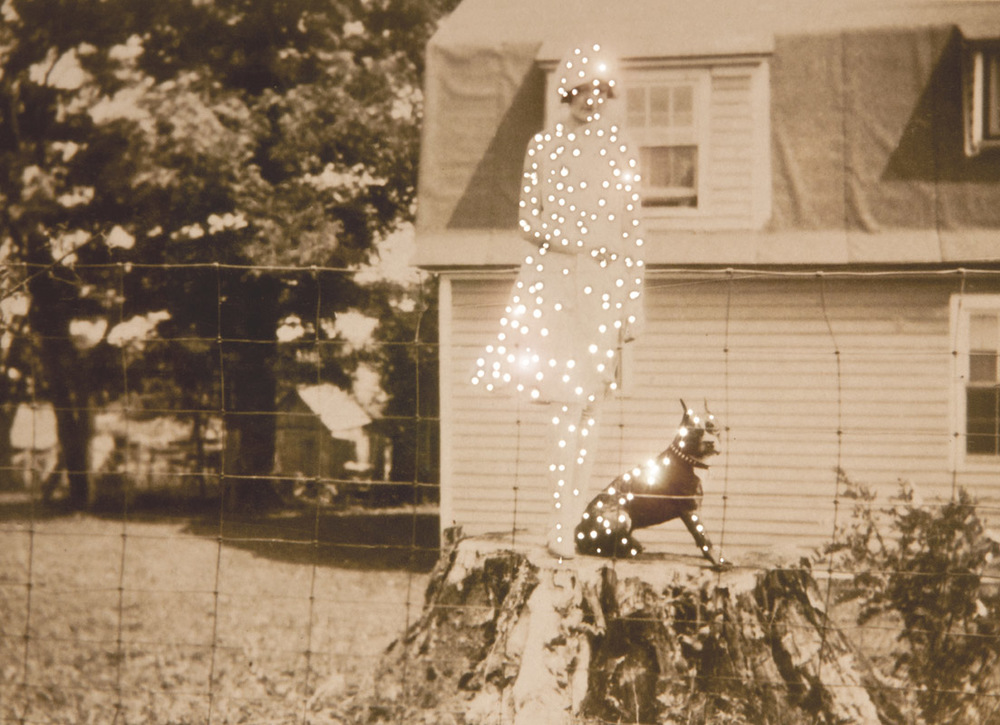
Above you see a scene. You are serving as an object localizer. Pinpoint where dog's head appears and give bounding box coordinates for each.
[673,399,721,464]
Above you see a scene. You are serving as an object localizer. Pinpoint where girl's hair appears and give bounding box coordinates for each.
[561,81,616,104]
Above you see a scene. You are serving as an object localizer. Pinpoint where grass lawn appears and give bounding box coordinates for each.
[0,497,436,724]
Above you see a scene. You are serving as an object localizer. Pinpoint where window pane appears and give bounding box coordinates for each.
[969,313,998,382]
[671,146,697,187]
[642,147,669,187]
[987,52,1000,139]
[967,387,1000,455]
[625,87,645,128]
[673,85,694,127]
[970,352,998,383]
[640,145,697,207]
[970,312,998,350]
[643,84,696,129]
[649,87,672,127]
[641,146,696,188]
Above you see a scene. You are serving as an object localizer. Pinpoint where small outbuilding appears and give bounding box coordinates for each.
[275,384,386,488]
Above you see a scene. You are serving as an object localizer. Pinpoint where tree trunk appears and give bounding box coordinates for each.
[357,532,905,724]
[51,393,90,508]
[27,233,92,509]
[220,274,282,512]
[34,323,92,509]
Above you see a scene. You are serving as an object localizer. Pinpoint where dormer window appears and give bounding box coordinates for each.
[543,59,769,230]
[624,72,708,209]
[964,43,1000,156]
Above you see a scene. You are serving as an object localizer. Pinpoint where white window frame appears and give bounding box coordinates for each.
[950,294,1000,470]
[621,68,710,216]
[964,43,1000,156]
[543,64,711,219]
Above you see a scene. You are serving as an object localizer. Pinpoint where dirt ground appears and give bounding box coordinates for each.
[0,495,436,724]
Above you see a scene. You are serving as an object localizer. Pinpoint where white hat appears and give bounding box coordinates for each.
[556,43,617,104]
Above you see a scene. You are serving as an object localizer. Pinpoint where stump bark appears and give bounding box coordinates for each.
[361,532,903,724]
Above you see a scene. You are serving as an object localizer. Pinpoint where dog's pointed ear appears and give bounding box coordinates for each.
[703,398,718,432]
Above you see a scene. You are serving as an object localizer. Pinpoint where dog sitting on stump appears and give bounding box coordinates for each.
[574,401,730,569]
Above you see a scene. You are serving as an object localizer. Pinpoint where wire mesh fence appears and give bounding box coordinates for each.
[0,260,439,724]
[2,261,1000,723]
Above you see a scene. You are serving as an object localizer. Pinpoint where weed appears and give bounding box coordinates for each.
[824,471,1000,724]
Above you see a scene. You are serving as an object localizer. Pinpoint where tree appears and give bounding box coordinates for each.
[0,0,458,509]
[364,266,439,503]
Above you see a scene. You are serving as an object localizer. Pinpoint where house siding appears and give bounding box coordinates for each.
[707,69,756,223]
[442,271,1000,553]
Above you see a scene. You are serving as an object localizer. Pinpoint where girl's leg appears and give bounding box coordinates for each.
[547,402,600,559]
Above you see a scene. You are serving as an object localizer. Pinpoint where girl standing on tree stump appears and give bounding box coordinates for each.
[471,44,645,560]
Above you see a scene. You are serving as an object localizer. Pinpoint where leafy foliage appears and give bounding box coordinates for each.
[0,0,458,508]
[824,471,1000,723]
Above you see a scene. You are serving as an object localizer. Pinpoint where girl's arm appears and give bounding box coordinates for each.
[518,133,548,246]
[614,131,645,340]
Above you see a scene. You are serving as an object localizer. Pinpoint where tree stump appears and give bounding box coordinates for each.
[361,531,903,724]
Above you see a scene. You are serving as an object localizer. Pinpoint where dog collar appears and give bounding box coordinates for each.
[669,443,709,469]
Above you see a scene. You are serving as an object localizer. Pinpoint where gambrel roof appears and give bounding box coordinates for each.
[431,0,1000,58]
[417,0,1000,267]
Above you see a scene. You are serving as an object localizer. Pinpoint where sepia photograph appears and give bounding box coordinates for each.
[2,0,1000,722]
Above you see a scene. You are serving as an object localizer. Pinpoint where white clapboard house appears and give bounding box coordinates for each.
[416,0,1000,554]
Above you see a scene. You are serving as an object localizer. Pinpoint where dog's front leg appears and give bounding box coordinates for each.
[680,512,731,570]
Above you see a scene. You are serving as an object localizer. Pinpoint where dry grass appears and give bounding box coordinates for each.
[0,501,432,724]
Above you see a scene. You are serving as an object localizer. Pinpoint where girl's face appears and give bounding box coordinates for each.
[568,87,604,124]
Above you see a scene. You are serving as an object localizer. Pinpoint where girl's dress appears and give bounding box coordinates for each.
[472,120,645,404]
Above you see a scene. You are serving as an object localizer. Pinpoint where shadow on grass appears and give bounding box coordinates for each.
[182,508,440,573]
[0,491,440,573]
[0,492,80,520]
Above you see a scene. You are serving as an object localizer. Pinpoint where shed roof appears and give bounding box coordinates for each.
[295,384,371,436]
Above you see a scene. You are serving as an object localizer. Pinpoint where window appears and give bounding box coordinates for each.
[964,45,1000,156]
[953,296,1000,460]
[624,73,707,209]
[986,51,1000,140]
[542,60,769,229]
[966,311,1000,455]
